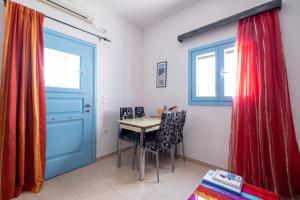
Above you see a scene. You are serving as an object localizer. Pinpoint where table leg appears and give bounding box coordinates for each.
[117,125,121,168]
[139,128,145,181]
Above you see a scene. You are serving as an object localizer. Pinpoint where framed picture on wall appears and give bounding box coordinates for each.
[156,61,167,88]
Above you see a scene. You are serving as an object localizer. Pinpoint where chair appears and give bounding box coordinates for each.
[135,106,157,144]
[120,107,157,170]
[135,106,145,118]
[174,110,186,161]
[133,106,158,169]
[119,107,139,169]
[120,107,134,120]
[145,112,176,182]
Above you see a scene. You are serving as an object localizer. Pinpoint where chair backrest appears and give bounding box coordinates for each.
[135,106,145,118]
[174,110,186,144]
[120,107,133,120]
[156,112,176,151]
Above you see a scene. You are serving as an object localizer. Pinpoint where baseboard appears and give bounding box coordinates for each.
[96,147,227,171]
[96,146,133,161]
[178,154,227,171]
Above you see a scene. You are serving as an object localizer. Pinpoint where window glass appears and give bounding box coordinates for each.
[196,52,216,97]
[44,48,81,89]
[223,47,237,97]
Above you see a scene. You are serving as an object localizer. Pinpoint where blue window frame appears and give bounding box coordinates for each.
[188,38,236,106]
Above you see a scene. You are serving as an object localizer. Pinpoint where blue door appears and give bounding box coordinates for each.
[44,29,96,179]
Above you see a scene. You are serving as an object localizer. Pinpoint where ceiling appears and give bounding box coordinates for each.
[94,0,200,29]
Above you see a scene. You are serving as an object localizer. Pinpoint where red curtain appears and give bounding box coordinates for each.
[0,2,46,199]
[229,9,300,199]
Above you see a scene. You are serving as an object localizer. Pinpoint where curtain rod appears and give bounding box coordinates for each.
[45,16,111,42]
[177,0,282,43]
[2,0,111,42]
[44,0,88,20]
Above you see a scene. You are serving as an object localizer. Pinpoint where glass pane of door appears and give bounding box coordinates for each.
[44,48,81,89]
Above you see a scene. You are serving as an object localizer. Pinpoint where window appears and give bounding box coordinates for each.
[188,38,237,106]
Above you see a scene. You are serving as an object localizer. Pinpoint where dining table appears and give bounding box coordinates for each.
[116,117,161,181]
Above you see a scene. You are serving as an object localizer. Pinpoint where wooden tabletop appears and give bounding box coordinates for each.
[117,117,161,129]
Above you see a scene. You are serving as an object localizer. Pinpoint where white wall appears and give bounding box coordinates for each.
[1,0,299,169]
[141,0,300,168]
[0,0,143,157]
[281,0,300,152]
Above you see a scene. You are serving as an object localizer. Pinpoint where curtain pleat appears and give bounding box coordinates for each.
[229,9,300,199]
[0,2,46,199]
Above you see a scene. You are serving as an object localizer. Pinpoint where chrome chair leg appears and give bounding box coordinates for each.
[171,145,175,172]
[182,141,186,162]
[148,152,151,161]
[117,128,121,167]
[155,151,159,183]
[175,145,178,159]
[149,152,154,162]
[151,152,155,162]
[132,143,137,169]
[137,145,140,171]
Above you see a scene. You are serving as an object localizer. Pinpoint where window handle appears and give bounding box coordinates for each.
[85,104,91,108]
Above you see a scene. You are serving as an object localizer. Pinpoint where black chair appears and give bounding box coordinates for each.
[120,107,158,170]
[120,107,134,120]
[134,106,145,118]
[135,106,157,143]
[145,112,176,182]
[119,107,139,169]
[174,110,186,161]
[133,106,158,169]
[119,107,136,142]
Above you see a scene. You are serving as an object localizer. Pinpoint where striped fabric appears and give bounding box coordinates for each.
[228,9,300,199]
[0,2,46,199]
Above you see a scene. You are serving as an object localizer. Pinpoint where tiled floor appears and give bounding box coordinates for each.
[13,149,210,200]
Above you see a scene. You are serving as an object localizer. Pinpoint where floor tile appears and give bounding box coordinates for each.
[14,149,209,200]
[12,192,38,200]
[36,175,80,200]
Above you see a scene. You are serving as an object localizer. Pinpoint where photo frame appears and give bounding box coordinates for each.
[156,61,167,88]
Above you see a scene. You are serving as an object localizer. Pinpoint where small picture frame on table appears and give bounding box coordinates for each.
[156,61,167,88]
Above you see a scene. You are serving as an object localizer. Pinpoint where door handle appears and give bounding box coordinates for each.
[85,109,90,113]
[85,104,91,108]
